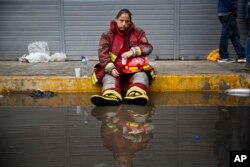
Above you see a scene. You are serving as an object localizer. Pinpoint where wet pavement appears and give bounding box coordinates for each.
[0,60,249,77]
[0,93,249,167]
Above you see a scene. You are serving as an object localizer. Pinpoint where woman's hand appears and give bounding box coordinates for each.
[111,68,119,77]
[121,50,134,59]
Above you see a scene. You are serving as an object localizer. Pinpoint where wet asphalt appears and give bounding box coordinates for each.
[0,93,249,167]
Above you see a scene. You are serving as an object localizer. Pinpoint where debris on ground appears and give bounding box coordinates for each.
[18,41,67,63]
[29,90,55,98]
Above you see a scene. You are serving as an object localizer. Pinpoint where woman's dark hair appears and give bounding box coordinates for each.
[116,9,132,20]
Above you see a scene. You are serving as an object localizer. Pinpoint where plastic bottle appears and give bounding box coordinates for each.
[76,105,82,114]
[83,109,89,125]
[81,56,88,78]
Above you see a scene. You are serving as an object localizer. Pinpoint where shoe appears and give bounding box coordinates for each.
[236,58,246,63]
[91,94,120,106]
[217,58,235,63]
[123,86,149,106]
[91,90,122,106]
[123,91,149,105]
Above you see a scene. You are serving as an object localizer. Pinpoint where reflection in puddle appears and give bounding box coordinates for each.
[214,106,250,167]
[91,105,155,167]
[0,93,249,167]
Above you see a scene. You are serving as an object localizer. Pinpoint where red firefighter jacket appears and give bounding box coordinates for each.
[91,20,156,84]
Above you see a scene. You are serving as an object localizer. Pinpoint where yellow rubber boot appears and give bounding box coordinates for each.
[91,90,122,106]
[123,86,149,105]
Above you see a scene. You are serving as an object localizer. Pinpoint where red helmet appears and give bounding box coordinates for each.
[123,56,152,73]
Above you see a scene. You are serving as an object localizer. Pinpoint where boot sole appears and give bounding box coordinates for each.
[91,95,120,106]
[123,97,148,105]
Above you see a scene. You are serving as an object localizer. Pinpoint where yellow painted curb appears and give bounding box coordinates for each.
[149,74,248,92]
[0,74,248,93]
[0,76,100,93]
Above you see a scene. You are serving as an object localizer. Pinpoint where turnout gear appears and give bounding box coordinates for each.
[91,17,155,106]
[91,20,155,85]
[123,86,149,105]
[91,90,122,106]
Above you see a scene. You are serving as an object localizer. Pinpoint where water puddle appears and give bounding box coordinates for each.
[0,93,249,166]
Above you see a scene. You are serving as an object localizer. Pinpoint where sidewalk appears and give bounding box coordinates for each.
[0,60,249,93]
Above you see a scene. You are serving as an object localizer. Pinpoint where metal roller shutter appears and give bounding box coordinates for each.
[64,0,175,60]
[179,0,248,60]
[0,0,61,59]
[0,0,248,60]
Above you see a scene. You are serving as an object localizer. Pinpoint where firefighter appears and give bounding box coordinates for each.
[91,9,156,106]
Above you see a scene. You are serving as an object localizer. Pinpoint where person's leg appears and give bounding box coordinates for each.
[246,23,250,69]
[230,15,245,59]
[123,72,149,105]
[101,74,121,94]
[91,74,122,106]
[219,15,232,59]
[246,37,250,67]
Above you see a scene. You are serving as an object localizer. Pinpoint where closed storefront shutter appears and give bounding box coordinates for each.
[0,0,248,60]
[179,0,247,60]
[64,0,175,60]
[0,0,61,59]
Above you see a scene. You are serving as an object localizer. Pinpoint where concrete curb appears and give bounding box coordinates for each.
[0,74,248,93]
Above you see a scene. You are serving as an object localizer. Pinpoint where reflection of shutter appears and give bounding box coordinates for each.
[64,0,175,60]
[0,0,61,59]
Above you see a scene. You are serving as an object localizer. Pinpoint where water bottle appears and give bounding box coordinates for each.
[83,109,89,125]
[81,56,88,78]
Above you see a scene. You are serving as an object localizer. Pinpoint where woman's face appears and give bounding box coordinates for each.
[116,13,131,31]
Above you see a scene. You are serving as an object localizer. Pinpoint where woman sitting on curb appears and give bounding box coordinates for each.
[91,9,156,106]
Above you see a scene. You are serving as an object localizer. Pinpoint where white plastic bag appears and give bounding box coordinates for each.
[50,52,67,62]
[25,52,51,63]
[18,42,68,63]
[28,41,50,55]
